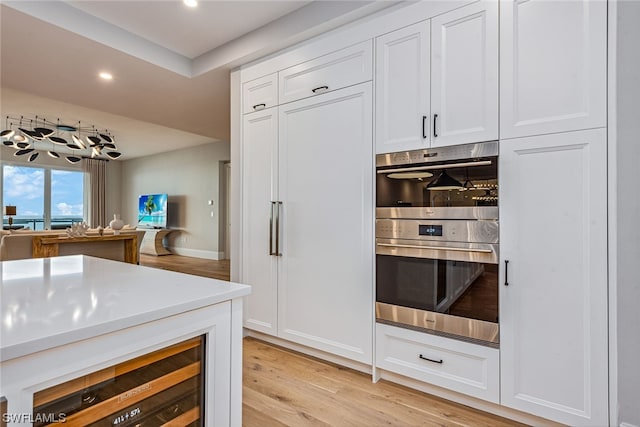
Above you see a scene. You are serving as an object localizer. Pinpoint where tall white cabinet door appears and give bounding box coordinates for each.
[499,129,608,426]
[375,21,430,154]
[241,108,279,336]
[500,0,606,139]
[431,0,498,147]
[278,83,373,364]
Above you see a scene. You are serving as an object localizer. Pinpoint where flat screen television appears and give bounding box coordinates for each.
[138,193,168,229]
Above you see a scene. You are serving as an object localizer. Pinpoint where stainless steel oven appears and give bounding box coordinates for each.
[375,142,499,347]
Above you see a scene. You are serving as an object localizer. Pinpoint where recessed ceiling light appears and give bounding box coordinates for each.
[99,72,113,80]
[184,0,198,7]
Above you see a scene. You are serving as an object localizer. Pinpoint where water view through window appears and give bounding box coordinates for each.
[3,165,84,230]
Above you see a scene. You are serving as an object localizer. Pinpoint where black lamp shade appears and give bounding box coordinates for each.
[426,170,463,190]
[65,156,82,164]
[49,136,68,145]
[15,148,35,156]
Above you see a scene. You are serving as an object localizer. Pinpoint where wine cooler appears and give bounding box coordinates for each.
[32,336,205,427]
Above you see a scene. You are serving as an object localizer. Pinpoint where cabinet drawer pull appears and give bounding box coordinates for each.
[253,103,266,110]
[419,354,443,364]
[312,85,329,93]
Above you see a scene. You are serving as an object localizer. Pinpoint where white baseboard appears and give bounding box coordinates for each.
[167,246,225,260]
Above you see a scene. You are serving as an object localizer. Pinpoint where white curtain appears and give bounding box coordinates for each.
[83,158,108,227]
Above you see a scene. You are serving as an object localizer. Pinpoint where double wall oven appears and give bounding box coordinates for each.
[375,142,499,347]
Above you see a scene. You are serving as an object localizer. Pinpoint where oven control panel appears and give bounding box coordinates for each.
[376,219,498,244]
[418,224,443,236]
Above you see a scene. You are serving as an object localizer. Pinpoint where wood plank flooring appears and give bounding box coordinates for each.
[243,338,525,427]
[139,254,525,426]
[139,253,230,281]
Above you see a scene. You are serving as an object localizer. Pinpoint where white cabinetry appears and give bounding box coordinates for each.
[376,324,499,403]
[374,0,497,154]
[241,108,279,336]
[375,21,430,153]
[277,83,373,363]
[278,41,372,105]
[500,0,607,139]
[431,0,498,147]
[242,73,277,114]
[241,79,373,364]
[499,129,608,426]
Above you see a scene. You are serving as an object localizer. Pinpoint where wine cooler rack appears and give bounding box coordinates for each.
[32,336,205,427]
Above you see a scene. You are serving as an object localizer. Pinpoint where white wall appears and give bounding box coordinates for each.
[616,2,640,426]
[120,142,230,260]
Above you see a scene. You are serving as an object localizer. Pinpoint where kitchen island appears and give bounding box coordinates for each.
[0,255,250,426]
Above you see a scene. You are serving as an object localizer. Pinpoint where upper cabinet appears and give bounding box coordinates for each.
[242,73,278,114]
[431,1,498,148]
[375,21,431,154]
[375,0,498,154]
[278,41,372,105]
[500,0,607,139]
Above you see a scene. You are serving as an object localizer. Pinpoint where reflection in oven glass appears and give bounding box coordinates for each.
[376,256,498,324]
[376,165,498,208]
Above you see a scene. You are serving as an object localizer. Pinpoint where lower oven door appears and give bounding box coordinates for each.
[376,238,499,346]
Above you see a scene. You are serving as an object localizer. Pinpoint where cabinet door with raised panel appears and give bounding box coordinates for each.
[278,83,373,364]
[500,0,606,139]
[375,21,430,154]
[242,73,277,114]
[431,0,498,147]
[241,108,278,336]
[499,129,608,426]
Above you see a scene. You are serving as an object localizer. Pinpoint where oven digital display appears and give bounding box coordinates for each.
[419,225,443,236]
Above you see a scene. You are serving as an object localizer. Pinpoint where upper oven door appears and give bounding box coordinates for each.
[376,142,498,210]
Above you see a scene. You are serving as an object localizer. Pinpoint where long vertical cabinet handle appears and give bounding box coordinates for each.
[275,201,283,256]
[269,202,276,255]
[422,115,428,139]
[504,260,510,286]
[433,114,438,138]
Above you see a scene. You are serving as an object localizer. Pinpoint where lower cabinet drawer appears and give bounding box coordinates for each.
[376,323,499,403]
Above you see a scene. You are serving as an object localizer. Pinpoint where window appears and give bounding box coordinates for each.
[2,164,84,230]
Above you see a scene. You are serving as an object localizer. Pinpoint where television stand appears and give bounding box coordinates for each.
[140,228,173,256]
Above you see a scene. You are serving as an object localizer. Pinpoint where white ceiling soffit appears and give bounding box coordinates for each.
[0,87,216,160]
[2,1,399,78]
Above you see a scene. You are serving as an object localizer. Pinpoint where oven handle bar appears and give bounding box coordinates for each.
[377,243,493,254]
[376,160,492,174]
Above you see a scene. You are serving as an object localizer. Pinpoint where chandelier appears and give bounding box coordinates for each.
[1,115,122,164]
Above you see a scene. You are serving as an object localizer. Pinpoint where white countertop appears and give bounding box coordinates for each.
[0,255,250,362]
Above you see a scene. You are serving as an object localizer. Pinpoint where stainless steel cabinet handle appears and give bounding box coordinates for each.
[269,202,276,255]
[419,354,443,364]
[377,243,493,254]
[311,85,329,93]
[275,201,283,256]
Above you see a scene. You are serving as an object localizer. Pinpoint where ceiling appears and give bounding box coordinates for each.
[0,0,397,160]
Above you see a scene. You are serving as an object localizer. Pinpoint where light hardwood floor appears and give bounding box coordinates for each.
[139,254,525,427]
[139,253,230,281]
